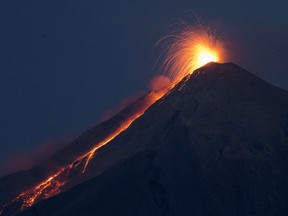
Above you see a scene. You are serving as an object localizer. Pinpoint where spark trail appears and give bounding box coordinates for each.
[156,25,225,83]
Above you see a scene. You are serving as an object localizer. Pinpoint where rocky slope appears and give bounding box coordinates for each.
[2,62,288,216]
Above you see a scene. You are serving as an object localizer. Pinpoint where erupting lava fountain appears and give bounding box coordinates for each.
[157,26,226,84]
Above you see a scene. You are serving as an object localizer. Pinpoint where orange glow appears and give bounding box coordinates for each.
[19,169,65,209]
[158,26,225,83]
[197,47,218,68]
[1,88,169,213]
[81,112,142,173]
[80,88,168,172]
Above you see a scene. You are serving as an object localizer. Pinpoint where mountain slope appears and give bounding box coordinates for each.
[0,89,166,215]
[3,62,288,216]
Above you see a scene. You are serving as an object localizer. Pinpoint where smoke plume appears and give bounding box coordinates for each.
[149,75,171,91]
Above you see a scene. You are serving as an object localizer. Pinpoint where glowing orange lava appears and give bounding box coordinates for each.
[19,169,65,209]
[80,112,144,173]
[158,26,225,83]
[197,46,218,68]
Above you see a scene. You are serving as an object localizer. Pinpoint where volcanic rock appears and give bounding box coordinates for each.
[2,62,288,216]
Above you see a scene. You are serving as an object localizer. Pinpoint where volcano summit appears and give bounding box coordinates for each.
[1,63,288,216]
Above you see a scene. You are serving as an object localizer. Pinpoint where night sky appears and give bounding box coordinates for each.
[1,0,288,175]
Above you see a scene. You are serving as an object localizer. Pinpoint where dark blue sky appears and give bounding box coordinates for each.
[1,0,288,174]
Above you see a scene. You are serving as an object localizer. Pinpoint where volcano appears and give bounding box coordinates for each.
[1,62,288,216]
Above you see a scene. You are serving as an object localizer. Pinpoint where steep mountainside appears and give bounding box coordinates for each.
[2,63,288,216]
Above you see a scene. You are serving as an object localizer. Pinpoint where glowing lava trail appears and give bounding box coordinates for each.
[0,25,225,215]
[0,89,169,214]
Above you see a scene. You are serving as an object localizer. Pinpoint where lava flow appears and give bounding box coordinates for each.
[1,25,225,215]
[0,89,169,214]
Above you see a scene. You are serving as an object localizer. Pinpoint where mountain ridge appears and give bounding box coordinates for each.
[2,62,288,216]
